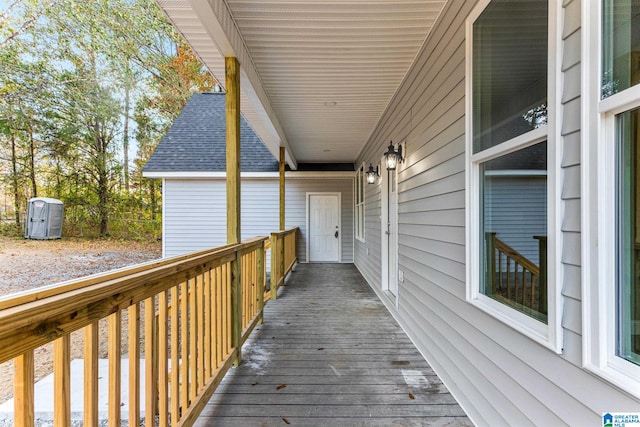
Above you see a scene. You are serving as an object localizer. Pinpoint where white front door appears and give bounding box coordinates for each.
[308,193,340,262]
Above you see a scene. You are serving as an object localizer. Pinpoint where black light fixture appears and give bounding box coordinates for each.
[366,163,379,184]
[384,141,404,170]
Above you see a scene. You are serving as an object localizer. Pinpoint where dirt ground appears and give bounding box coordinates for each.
[0,237,162,404]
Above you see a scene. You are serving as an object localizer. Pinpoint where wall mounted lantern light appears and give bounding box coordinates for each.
[384,141,404,170]
[366,163,379,184]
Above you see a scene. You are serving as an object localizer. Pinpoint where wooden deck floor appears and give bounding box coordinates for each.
[195,263,472,426]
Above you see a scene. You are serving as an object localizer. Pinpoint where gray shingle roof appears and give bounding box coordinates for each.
[143,93,279,173]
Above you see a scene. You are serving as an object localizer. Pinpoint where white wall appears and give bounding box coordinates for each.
[163,177,353,263]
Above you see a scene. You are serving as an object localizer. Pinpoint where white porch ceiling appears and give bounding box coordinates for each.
[155,0,447,166]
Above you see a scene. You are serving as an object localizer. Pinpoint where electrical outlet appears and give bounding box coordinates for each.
[366,247,370,255]
[398,270,404,282]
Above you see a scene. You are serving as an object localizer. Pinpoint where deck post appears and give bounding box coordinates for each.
[485,232,497,296]
[279,147,285,230]
[534,235,548,315]
[226,56,241,245]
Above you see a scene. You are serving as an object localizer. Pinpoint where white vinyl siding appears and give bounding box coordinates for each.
[354,0,640,424]
[163,179,227,258]
[485,176,547,264]
[162,178,353,264]
[286,179,354,263]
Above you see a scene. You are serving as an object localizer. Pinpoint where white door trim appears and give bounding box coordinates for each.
[381,162,399,306]
[306,192,342,262]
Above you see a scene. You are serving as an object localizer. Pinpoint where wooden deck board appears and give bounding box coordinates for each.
[195,263,472,426]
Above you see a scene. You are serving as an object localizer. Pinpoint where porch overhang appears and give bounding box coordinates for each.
[154,0,449,166]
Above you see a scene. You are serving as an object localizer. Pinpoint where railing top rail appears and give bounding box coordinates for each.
[0,237,267,311]
[493,236,540,275]
[0,235,270,363]
[270,227,299,237]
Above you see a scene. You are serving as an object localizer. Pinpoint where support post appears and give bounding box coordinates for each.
[226,56,241,244]
[279,147,285,230]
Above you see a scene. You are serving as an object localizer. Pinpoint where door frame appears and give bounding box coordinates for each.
[306,192,342,263]
[381,160,399,306]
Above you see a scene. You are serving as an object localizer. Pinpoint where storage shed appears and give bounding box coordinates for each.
[25,197,63,239]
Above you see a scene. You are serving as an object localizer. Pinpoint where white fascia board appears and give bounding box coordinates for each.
[143,171,354,179]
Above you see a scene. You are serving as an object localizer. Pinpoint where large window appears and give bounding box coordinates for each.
[617,109,640,367]
[466,0,560,349]
[355,165,365,242]
[583,0,640,397]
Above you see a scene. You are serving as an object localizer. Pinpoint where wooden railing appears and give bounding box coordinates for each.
[0,231,298,427]
[486,233,547,316]
[269,227,298,300]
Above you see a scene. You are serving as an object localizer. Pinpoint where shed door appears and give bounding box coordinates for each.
[29,200,48,238]
[308,193,340,262]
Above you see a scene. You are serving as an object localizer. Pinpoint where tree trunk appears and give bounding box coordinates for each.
[10,132,20,225]
[123,86,130,191]
[150,179,157,220]
[28,125,37,198]
[95,122,110,237]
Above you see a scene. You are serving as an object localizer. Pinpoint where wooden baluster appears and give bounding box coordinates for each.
[14,351,34,427]
[180,281,189,415]
[497,251,503,293]
[506,257,511,301]
[270,234,278,300]
[197,272,205,392]
[280,236,285,286]
[530,267,535,310]
[231,250,242,366]
[241,253,247,328]
[84,322,99,427]
[521,265,527,306]
[248,252,256,331]
[257,244,265,324]
[204,270,212,382]
[189,276,197,400]
[158,291,168,427]
[225,263,232,355]
[128,305,140,427]
[108,311,121,427]
[215,267,222,368]
[170,286,180,424]
[515,263,521,305]
[54,335,70,427]
[144,297,157,427]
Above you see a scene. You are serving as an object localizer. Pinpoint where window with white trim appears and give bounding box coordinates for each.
[466,0,560,350]
[355,164,365,242]
[583,0,640,397]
